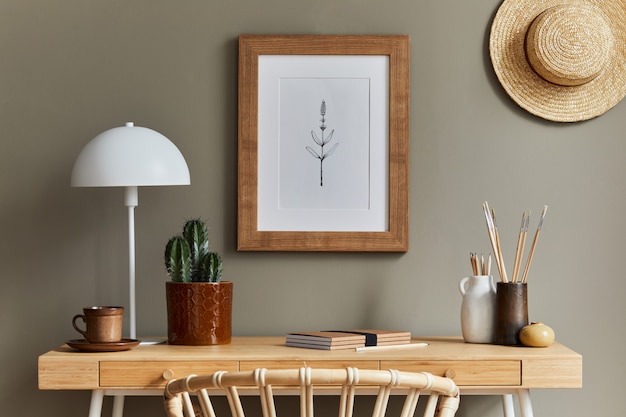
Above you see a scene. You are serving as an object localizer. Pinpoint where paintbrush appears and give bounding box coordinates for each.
[521,205,548,283]
[512,211,530,283]
[483,202,508,282]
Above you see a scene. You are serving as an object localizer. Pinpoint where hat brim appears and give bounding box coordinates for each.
[489,0,626,122]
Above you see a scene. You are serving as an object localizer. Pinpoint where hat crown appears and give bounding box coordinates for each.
[525,4,613,87]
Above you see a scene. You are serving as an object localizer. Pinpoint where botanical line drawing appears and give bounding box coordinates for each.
[305,99,339,186]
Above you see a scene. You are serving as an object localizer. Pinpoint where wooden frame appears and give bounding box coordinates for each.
[238,35,409,252]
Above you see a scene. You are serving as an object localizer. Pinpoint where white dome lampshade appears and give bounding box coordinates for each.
[71,122,190,343]
[71,122,190,187]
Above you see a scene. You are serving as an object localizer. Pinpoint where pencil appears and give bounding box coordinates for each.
[481,253,486,275]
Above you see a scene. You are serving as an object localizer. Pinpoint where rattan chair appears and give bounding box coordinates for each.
[163,367,460,417]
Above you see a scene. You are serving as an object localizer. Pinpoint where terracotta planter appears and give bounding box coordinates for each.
[166,281,233,345]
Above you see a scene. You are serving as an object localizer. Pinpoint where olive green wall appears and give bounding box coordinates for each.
[1,0,622,415]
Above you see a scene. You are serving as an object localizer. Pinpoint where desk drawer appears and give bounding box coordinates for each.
[100,361,238,388]
[240,360,380,371]
[382,360,521,386]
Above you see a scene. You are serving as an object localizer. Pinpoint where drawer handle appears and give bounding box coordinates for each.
[162,369,175,380]
[444,369,456,379]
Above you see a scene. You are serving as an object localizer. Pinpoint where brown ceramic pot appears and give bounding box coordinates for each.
[494,282,528,345]
[166,281,233,345]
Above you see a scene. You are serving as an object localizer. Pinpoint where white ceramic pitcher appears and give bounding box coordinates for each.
[459,275,497,343]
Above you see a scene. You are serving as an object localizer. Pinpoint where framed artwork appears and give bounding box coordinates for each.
[238,35,409,252]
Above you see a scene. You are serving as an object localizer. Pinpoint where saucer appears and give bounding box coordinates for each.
[66,338,140,352]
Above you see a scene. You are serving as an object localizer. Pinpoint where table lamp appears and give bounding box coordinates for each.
[71,122,190,341]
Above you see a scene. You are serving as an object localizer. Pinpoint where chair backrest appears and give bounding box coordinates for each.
[163,367,460,417]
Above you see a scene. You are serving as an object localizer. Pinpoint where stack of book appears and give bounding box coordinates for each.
[285,331,366,350]
[285,329,411,350]
[349,329,412,346]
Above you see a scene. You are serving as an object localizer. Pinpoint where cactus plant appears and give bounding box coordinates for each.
[164,219,222,282]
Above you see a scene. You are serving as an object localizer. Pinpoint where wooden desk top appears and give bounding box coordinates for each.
[38,336,582,391]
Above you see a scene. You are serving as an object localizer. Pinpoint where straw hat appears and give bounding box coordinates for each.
[489,0,626,122]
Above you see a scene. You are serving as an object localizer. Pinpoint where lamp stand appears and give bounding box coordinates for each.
[124,186,138,340]
[123,186,163,344]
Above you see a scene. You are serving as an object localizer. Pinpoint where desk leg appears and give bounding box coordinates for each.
[501,394,515,417]
[88,390,104,417]
[518,389,533,417]
[112,395,125,417]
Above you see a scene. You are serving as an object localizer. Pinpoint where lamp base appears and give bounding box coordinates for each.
[137,337,167,345]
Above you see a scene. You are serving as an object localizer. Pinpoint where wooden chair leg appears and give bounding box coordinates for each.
[163,395,185,417]
[437,395,460,417]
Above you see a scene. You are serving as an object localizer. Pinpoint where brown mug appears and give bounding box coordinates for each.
[72,306,124,343]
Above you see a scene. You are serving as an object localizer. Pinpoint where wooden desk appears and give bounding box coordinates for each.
[38,336,582,417]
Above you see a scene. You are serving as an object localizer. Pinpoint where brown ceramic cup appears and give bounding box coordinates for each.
[72,306,124,343]
[494,283,528,345]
